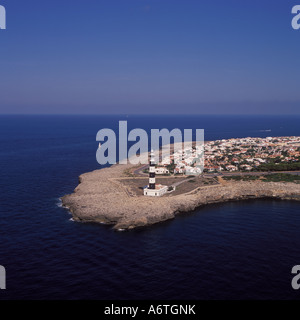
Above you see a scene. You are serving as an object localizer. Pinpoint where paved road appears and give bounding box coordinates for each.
[171,177,194,188]
[134,164,194,188]
[134,164,300,179]
[133,164,149,176]
[207,171,300,177]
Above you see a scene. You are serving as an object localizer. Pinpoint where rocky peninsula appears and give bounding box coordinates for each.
[61,161,300,230]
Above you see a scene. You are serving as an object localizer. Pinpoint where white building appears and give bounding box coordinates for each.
[144,184,168,197]
[185,166,202,175]
[155,167,169,175]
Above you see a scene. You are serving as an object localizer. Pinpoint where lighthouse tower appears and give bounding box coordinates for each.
[149,149,156,189]
[144,149,168,197]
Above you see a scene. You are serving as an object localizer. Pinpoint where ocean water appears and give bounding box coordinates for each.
[0,114,300,300]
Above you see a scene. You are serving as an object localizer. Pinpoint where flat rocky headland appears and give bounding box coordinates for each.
[61,162,300,230]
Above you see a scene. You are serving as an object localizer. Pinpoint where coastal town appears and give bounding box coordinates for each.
[154,136,300,175]
[62,135,300,230]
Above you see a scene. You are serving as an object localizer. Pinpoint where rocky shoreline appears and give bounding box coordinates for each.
[61,162,300,230]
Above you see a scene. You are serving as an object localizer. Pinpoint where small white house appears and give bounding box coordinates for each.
[174,167,184,174]
[155,167,169,175]
[226,165,238,171]
[240,164,253,171]
[186,166,202,175]
[144,184,168,197]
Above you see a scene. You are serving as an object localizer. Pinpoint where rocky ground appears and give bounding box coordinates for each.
[61,162,300,230]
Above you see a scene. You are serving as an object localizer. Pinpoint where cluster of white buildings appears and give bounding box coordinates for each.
[157,145,204,175]
[205,136,300,172]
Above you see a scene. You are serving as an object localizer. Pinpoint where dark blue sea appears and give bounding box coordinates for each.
[1,114,300,300]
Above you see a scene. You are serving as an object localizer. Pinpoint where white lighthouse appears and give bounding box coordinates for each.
[144,150,168,197]
[149,149,156,189]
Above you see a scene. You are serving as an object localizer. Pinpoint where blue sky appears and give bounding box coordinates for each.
[0,0,299,114]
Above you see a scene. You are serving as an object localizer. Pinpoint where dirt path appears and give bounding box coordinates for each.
[217,176,227,185]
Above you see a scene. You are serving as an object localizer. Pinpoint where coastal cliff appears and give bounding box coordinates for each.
[61,163,300,230]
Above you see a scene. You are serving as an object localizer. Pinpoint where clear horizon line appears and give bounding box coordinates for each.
[1,113,300,116]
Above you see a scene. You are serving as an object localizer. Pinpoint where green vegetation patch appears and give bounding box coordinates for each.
[262,173,300,183]
[257,162,300,171]
[223,175,259,181]
[223,173,300,183]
